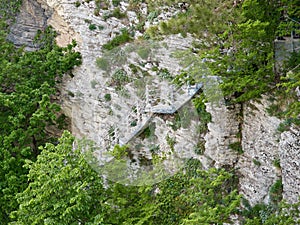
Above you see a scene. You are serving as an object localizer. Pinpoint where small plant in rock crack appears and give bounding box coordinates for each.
[103,7,126,20]
[104,93,111,101]
[112,0,121,6]
[273,158,281,169]
[166,135,176,151]
[102,29,133,50]
[194,140,205,155]
[252,158,261,166]
[111,69,131,87]
[269,179,283,204]
[111,144,129,160]
[229,142,243,154]
[89,24,97,31]
[75,1,81,7]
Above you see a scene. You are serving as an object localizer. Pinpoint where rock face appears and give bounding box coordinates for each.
[279,126,300,203]
[204,102,241,168]
[9,0,300,205]
[237,98,282,205]
[7,0,49,51]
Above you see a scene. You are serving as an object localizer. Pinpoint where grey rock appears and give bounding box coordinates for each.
[280,126,300,203]
[7,0,50,51]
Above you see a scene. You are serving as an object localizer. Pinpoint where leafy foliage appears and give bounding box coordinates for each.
[12,141,242,225]
[0,0,22,21]
[11,134,300,224]
[243,201,300,225]
[102,29,133,50]
[10,131,108,225]
[276,0,300,37]
[0,22,81,223]
[278,50,300,119]
[151,0,298,105]
[200,0,281,102]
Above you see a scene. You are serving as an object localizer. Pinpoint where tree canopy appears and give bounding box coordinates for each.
[0,18,81,223]
[10,132,300,224]
[146,0,299,109]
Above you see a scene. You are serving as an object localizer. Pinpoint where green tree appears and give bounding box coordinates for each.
[11,135,242,225]
[153,161,240,225]
[278,50,300,120]
[0,0,22,21]
[146,0,239,40]
[10,131,109,225]
[102,160,241,225]
[0,23,81,223]
[243,201,300,225]
[10,134,300,224]
[200,0,282,102]
[147,0,291,102]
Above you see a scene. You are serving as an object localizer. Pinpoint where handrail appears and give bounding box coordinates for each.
[120,83,202,145]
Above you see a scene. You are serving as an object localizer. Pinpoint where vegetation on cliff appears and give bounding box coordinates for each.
[147,0,299,107]
[0,0,299,224]
[9,131,300,225]
[0,20,81,223]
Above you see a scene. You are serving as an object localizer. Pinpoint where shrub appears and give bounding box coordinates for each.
[75,1,81,7]
[89,24,97,31]
[166,135,176,151]
[112,0,121,7]
[94,8,100,16]
[67,91,75,97]
[130,120,137,127]
[103,7,126,20]
[104,93,111,101]
[194,140,205,155]
[229,142,243,154]
[269,179,283,204]
[111,69,130,86]
[111,144,129,160]
[102,29,133,50]
[253,159,261,166]
[98,25,105,30]
[273,158,281,169]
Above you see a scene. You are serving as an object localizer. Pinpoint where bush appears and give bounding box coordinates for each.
[89,24,97,31]
[104,93,111,101]
[102,29,133,50]
[103,7,126,20]
[269,179,283,204]
[94,8,100,16]
[253,159,261,166]
[111,69,130,86]
[112,0,121,7]
[75,1,81,7]
[273,158,281,169]
[229,142,243,154]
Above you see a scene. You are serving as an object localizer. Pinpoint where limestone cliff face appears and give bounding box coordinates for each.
[204,102,241,168]
[237,98,282,205]
[10,0,300,205]
[280,126,300,203]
